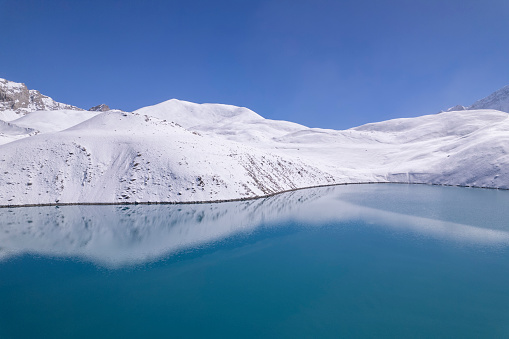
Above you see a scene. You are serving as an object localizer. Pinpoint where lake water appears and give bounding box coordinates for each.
[1,184,509,338]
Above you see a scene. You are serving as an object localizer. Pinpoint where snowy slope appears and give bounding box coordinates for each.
[135,99,264,128]
[0,120,37,145]
[0,110,335,205]
[135,99,307,143]
[350,110,509,187]
[0,109,101,144]
[1,80,509,206]
[469,85,509,112]
[11,109,102,133]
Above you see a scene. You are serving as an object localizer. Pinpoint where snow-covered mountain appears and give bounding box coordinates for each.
[1,80,509,207]
[444,85,509,113]
[0,78,83,121]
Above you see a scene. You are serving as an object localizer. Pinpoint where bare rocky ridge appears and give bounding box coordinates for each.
[0,78,83,117]
[89,104,110,112]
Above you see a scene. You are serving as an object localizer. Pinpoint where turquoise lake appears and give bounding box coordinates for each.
[1,184,509,338]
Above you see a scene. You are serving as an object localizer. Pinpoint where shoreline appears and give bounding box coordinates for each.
[0,181,507,209]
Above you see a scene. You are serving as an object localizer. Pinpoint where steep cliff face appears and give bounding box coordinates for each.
[0,79,30,112]
[0,78,83,118]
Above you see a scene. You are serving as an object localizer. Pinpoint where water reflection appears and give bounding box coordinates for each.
[1,184,508,267]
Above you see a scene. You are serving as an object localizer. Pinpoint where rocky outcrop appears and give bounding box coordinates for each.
[89,104,110,112]
[0,78,83,116]
[0,78,30,112]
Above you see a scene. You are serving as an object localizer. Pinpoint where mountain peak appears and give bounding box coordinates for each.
[89,104,110,112]
[134,98,263,128]
[0,78,83,118]
[444,85,509,113]
[468,85,509,112]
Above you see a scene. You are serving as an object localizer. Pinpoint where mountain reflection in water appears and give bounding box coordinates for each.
[1,184,509,267]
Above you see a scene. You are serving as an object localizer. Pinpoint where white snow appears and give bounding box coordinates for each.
[11,109,101,133]
[0,120,37,145]
[0,110,20,122]
[0,109,335,205]
[134,99,265,128]
[1,86,509,206]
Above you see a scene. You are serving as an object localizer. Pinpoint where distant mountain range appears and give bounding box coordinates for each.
[1,78,508,206]
[442,85,509,113]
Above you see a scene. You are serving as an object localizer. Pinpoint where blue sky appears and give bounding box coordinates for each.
[2,0,509,129]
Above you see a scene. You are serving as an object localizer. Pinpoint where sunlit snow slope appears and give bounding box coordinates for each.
[1,78,509,206]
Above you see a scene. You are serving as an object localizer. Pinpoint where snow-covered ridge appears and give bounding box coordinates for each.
[1,79,509,206]
[135,99,265,128]
[444,85,509,113]
[0,78,83,121]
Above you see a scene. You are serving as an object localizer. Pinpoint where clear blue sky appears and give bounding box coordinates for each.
[2,0,509,129]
